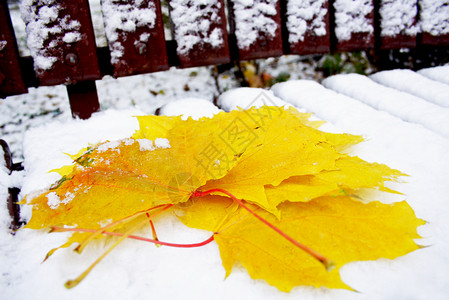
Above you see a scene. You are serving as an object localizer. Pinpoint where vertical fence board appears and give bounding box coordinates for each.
[67,80,100,119]
[285,0,330,54]
[22,0,101,86]
[0,0,27,98]
[169,0,230,68]
[376,0,418,49]
[419,0,449,46]
[333,0,375,51]
[0,139,23,231]
[102,0,169,77]
[229,0,283,60]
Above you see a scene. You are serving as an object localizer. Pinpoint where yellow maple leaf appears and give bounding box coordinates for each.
[132,114,180,140]
[22,106,423,291]
[25,106,297,229]
[201,107,364,215]
[25,118,233,229]
[265,155,405,208]
[179,195,424,291]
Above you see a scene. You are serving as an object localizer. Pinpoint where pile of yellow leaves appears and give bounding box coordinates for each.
[23,106,423,291]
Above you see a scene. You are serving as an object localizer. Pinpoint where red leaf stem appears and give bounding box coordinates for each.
[50,226,215,248]
[194,188,334,270]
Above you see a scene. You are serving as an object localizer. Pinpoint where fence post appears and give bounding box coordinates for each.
[419,0,449,46]
[67,80,100,119]
[169,0,230,68]
[332,0,375,51]
[375,0,418,49]
[228,0,283,60]
[0,0,27,98]
[102,0,169,77]
[283,0,331,55]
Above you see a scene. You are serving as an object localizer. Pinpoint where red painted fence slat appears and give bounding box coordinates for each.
[419,0,449,46]
[285,0,331,54]
[21,0,101,86]
[377,0,418,49]
[67,80,100,119]
[333,0,375,51]
[169,0,230,68]
[229,0,283,60]
[0,0,27,98]
[102,0,169,77]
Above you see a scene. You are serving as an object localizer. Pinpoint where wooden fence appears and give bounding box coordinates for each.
[1,0,448,118]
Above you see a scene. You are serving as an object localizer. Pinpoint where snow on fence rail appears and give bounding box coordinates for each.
[1,0,449,118]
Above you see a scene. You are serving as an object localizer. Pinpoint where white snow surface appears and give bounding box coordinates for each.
[418,65,449,85]
[158,98,222,120]
[370,69,449,107]
[232,0,279,49]
[136,138,171,151]
[286,0,327,43]
[217,87,289,111]
[419,0,449,35]
[334,0,374,41]
[20,0,82,71]
[46,191,61,210]
[379,0,418,37]
[135,138,152,151]
[154,138,171,149]
[170,0,224,55]
[102,0,157,64]
[20,109,144,200]
[322,73,449,139]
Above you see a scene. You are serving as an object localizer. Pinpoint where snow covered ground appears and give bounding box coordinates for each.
[1,65,449,299]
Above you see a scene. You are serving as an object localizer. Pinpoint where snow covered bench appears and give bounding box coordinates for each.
[3,64,449,298]
[1,0,448,119]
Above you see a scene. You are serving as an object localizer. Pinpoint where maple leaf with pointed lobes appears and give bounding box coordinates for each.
[22,106,424,291]
[178,194,423,291]
[25,110,258,230]
[200,109,365,215]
